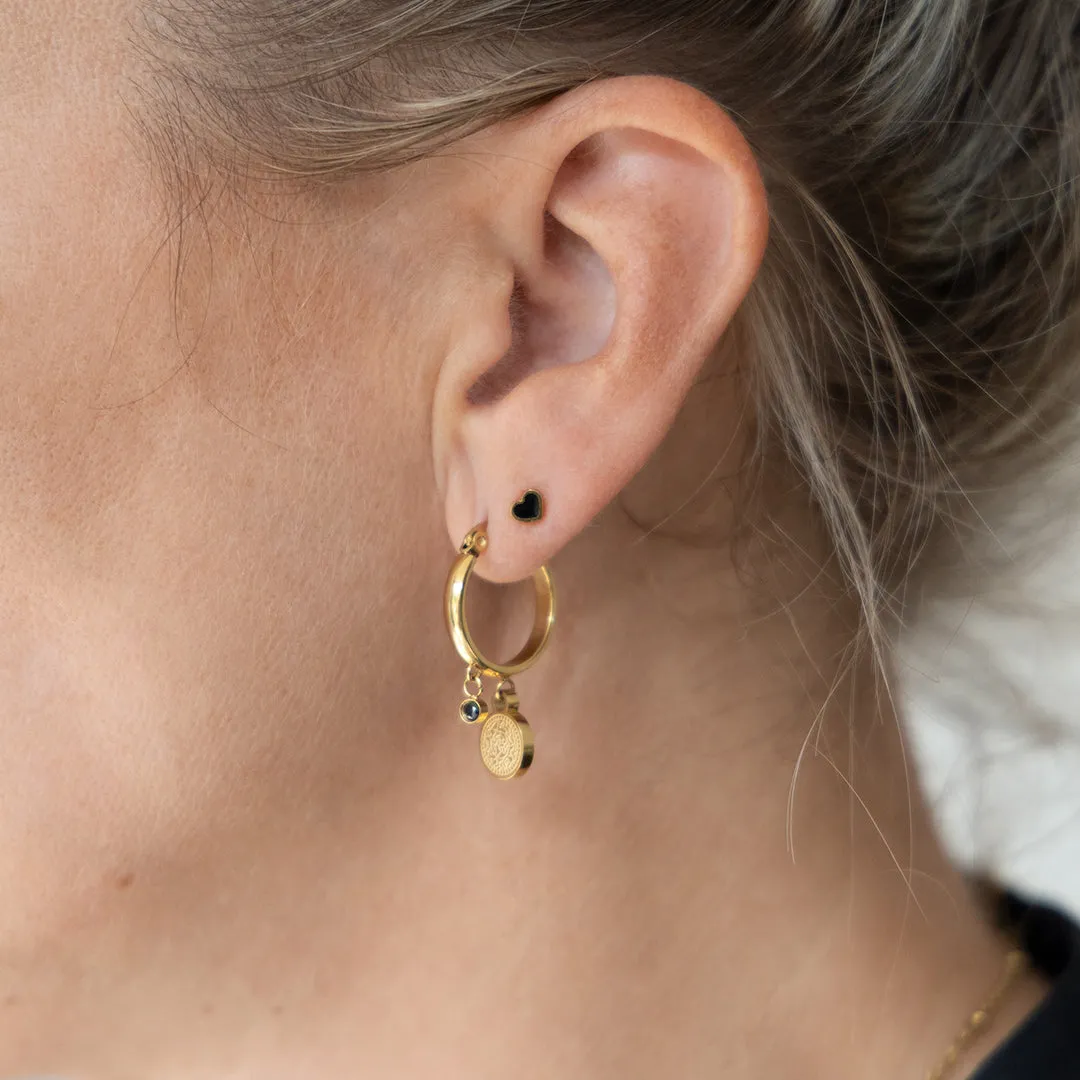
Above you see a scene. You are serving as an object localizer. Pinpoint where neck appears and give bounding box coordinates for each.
[1,502,1044,1079]
[407,512,1041,1080]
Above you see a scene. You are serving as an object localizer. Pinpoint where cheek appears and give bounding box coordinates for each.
[0,167,451,943]
[0,349,445,952]
[0,13,461,935]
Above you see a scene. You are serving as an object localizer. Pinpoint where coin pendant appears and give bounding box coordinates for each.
[479,711,534,779]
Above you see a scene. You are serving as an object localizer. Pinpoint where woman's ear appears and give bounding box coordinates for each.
[433,75,768,582]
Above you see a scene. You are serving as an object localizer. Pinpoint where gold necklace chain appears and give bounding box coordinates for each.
[926,948,1028,1080]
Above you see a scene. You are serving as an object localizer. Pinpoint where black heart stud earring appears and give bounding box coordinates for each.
[511,489,544,524]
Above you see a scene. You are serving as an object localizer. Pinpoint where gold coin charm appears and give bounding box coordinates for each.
[479,712,535,779]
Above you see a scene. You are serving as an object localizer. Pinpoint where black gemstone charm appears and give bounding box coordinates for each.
[459,698,484,724]
[511,489,544,523]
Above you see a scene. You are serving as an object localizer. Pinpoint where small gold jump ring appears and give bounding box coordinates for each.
[444,523,555,678]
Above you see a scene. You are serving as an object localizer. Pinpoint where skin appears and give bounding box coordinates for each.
[0,4,1050,1079]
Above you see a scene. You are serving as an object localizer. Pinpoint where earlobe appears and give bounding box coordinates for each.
[438,76,767,582]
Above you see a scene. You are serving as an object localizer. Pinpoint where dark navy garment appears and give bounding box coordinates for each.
[973,896,1080,1079]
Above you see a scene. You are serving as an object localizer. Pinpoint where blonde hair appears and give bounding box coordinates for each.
[133,0,1080,655]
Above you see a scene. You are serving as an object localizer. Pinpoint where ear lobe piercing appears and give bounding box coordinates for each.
[444,506,555,779]
[511,489,544,523]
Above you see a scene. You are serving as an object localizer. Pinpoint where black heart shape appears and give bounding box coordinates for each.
[511,489,544,523]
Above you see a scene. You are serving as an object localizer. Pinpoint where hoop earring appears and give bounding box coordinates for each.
[444,523,555,779]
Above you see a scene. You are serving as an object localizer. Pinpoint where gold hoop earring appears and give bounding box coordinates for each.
[444,523,555,779]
